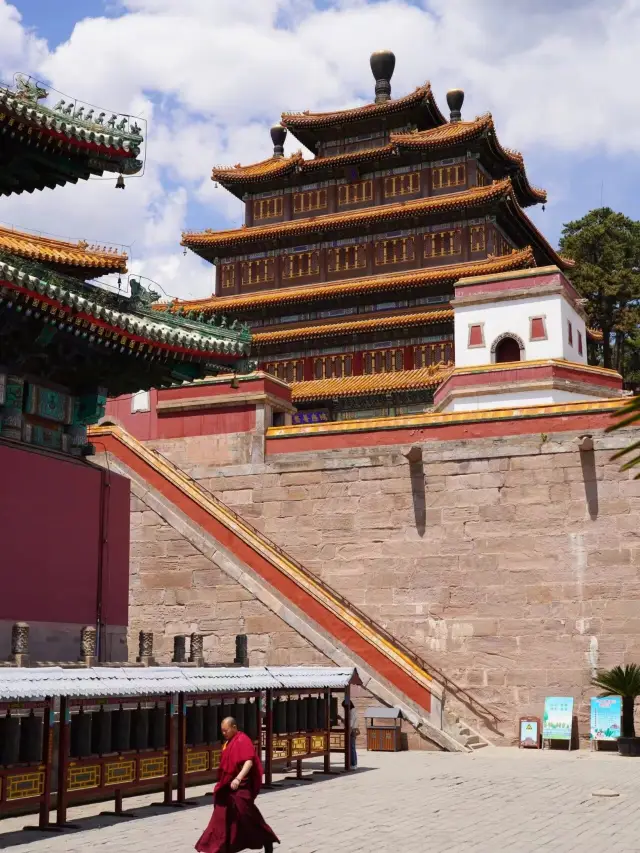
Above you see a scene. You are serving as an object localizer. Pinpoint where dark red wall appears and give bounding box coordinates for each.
[0,441,130,628]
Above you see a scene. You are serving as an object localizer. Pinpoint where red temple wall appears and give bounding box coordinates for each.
[0,441,130,641]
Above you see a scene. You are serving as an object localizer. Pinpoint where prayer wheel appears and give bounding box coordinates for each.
[112,708,132,753]
[19,711,43,764]
[204,703,220,745]
[0,715,20,765]
[274,698,286,735]
[330,697,338,727]
[307,697,318,731]
[317,699,327,731]
[186,705,204,746]
[91,708,113,755]
[70,710,92,759]
[221,700,235,724]
[132,707,150,751]
[298,697,308,733]
[149,705,166,751]
[246,700,258,741]
[235,701,246,732]
[286,698,299,734]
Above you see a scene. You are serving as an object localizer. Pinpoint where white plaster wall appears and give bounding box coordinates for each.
[560,295,588,365]
[443,387,606,413]
[454,291,586,367]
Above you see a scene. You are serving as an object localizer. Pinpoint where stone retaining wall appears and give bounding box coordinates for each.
[144,427,640,744]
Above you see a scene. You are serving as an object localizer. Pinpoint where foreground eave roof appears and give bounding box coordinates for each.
[0,225,128,273]
[168,247,537,314]
[0,255,251,359]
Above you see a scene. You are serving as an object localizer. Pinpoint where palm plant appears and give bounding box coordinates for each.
[592,664,640,738]
[606,396,640,476]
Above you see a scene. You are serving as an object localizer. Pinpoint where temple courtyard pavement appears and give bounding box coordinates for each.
[1,749,639,852]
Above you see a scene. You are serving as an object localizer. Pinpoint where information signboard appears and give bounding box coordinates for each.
[590,696,622,742]
[542,697,574,744]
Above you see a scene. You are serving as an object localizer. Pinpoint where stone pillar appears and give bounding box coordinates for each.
[79,626,97,666]
[189,633,204,666]
[234,634,248,666]
[9,622,29,666]
[172,635,187,664]
[137,630,155,665]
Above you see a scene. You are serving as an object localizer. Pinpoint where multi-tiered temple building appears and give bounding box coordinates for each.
[177,51,572,421]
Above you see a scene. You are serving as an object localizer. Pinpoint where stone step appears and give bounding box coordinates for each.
[458,727,471,736]
[470,741,489,749]
[465,735,482,745]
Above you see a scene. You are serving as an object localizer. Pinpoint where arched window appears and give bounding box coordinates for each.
[494,336,522,363]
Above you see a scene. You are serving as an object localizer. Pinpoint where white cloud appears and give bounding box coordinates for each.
[1,0,640,299]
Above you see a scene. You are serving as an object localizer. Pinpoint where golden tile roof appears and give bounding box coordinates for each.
[253,308,453,346]
[291,365,450,402]
[212,152,304,184]
[0,225,128,273]
[169,248,536,314]
[183,179,512,250]
[281,83,445,129]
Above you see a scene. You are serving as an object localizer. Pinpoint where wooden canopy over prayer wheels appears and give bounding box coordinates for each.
[0,664,361,830]
[262,667,363,784]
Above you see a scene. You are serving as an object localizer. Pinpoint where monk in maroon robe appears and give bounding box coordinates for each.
[196,717,279,853]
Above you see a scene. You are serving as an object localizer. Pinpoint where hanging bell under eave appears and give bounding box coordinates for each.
[116,174,125,189]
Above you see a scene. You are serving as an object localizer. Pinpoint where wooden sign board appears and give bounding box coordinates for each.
[519,716,540,749]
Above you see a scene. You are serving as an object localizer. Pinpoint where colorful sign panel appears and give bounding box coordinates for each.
[542,697,574,740]
[519,717,540,748]
[292,410,329,425]
[590,696,622,741]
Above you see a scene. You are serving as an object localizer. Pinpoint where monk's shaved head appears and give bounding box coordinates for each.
[222,716,237,728]
[221,716,238,741]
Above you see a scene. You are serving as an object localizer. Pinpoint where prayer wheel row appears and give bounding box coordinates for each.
[185,699,259,746]
[271,695,338,735]
[68,705,166,758]
[0,712,44,766]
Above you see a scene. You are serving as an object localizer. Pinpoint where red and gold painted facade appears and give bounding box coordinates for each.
[176,62,570,420]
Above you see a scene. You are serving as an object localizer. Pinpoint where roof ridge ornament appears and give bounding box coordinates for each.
[446,89,464,123]
[270,124,287,158]
[370,49,396,104]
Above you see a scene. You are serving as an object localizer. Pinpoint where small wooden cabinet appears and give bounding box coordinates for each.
[365,707,403,752]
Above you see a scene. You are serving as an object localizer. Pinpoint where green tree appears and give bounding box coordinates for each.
[559,208,640,371]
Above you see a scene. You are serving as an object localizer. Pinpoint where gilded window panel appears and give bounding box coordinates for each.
[431,163,466,190]
[424,229,460,259]
[493,231,513,256]
[470,225,486,253]
[337,180,373,206]
[327,244,366,273]
[220,264,235,290]
[293,188,328,214]
[241,258,274,286]
[282,251,320,280]
[383,171,420,198]
[253,196,283,220]
[374,237,415,266]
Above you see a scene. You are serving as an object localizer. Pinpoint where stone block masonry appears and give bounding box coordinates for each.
[148,426,640,745]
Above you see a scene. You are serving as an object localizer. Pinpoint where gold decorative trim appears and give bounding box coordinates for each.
[67,765,101,791]
[186,751,209,774]
[6,771,44,801]
[104,760,136,786]
[291,736,309,756]
[310,734,326,753]
[139,756,168,780]
[272,738,290,760]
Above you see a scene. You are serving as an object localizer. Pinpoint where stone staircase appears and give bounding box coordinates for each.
[90,424,501,752]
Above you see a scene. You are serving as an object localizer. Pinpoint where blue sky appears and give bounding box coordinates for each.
[1,0,638,300]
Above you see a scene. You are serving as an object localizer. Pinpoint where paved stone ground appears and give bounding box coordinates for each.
[1,748,640,852]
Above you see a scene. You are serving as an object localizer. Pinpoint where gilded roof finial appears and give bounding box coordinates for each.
[370,50,396,104]
[270,124,287,158]
[446,89,464,123]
